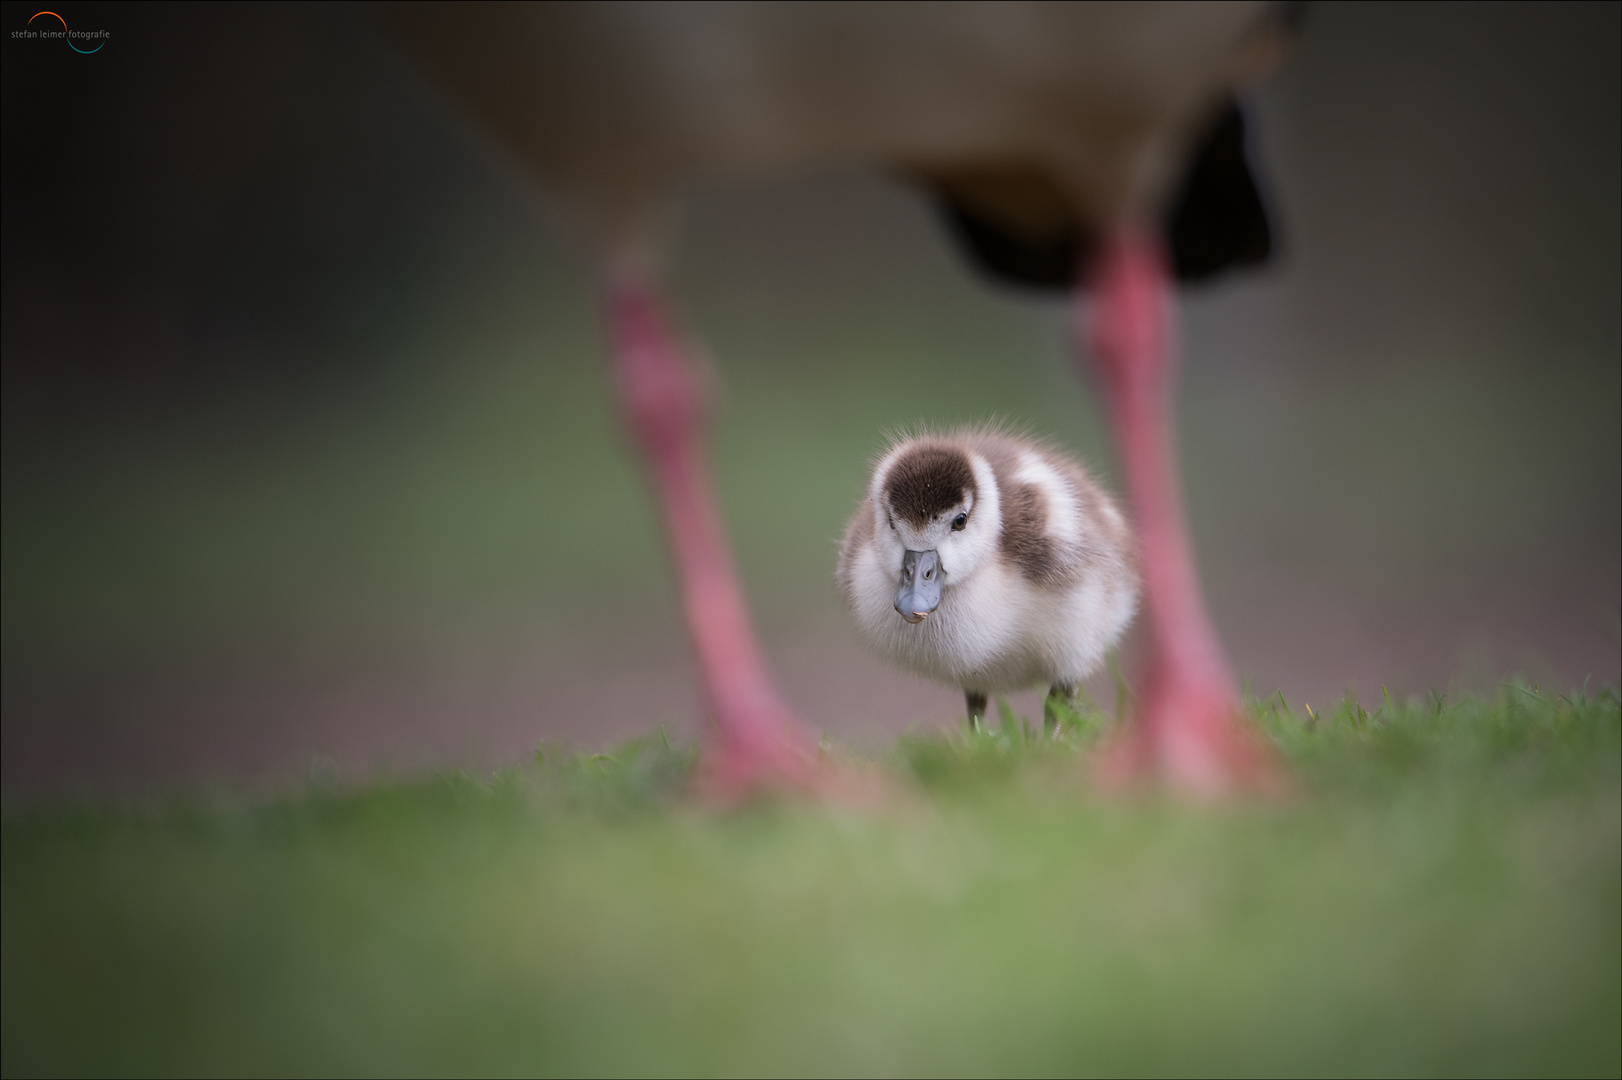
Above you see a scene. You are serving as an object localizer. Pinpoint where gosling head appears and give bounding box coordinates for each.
[870,438,1002,623]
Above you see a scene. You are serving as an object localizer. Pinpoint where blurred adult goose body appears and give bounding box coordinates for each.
[837,431,1138,725]
[382,1,1296,797]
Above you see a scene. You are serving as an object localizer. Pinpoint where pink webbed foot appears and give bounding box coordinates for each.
[1096,670,1285,799]
[690,696,820,804]
[1081,228,1285,797]
[690,689,892,808]
[695,716,887,808]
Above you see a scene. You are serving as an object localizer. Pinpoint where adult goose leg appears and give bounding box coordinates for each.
[606,269,819,799]
[1081,230,1282,796]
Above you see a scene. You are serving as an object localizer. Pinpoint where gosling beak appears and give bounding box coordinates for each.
[894,548,942,624]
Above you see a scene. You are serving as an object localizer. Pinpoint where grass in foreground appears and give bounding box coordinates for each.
[3,685,1619,1077]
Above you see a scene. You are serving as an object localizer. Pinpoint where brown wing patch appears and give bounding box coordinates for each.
[883,444,977,528]
[971,435,1064,587]
[998,480,1064,586]
[949,427,1138,592]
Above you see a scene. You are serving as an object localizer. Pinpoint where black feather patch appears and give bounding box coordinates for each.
[937,101,1277,290]
[940,204,1082,290]
[1166,103,1274,282]
[883,444,977,528]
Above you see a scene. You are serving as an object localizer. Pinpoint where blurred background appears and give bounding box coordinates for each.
[3,1,1618,798]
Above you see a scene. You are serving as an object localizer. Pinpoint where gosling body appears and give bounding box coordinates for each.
[837,430,1138,709]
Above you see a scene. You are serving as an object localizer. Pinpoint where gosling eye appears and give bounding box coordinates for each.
[951,512,968,531]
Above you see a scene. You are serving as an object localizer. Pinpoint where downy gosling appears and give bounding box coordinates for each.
[837,428,1139,723]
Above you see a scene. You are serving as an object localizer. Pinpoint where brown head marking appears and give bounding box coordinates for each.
[883,443,977,528]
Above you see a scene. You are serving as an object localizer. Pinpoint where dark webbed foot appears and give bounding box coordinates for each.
[965,690,988,730]
[1045,683,1078,734]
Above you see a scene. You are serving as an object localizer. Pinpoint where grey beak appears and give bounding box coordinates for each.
[894,549,943,623]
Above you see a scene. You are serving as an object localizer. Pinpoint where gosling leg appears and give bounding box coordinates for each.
[1044,683,1078,736]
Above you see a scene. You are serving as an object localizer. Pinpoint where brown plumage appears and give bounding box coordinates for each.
[997,480,1063,588]
[882,444,978,529]
[382,3,1294,264]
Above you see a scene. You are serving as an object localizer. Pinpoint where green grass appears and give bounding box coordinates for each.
[4,685,1619,1077]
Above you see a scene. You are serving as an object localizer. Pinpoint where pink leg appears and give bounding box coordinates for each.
[605,272,820,800]
[1080,230,1283,797]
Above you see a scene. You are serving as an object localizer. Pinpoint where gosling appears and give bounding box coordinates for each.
[837,428,1139,724]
